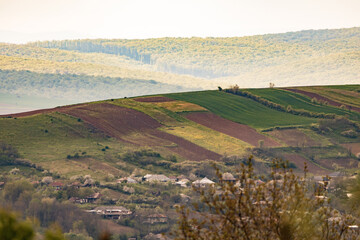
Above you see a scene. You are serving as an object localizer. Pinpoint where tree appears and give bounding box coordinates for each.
[0,209,34,240]
[3,180,34,203]
[174,158,358,240]
[0,142,19,166]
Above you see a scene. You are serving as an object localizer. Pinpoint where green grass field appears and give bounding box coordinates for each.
[246,88,360,121]
[0,112,133,178]
[167,91,318,129]
[298,86,360,108]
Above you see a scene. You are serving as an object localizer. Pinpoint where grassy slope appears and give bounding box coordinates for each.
[246,88,360,121]
[0,112,132,178]
[166,91,317,129]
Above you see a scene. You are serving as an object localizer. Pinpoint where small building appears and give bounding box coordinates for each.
[168,176,177,183]
[221,172,236,183]
[144,174,171,183]
[192,177,215,188]
[144,233,167,240]
[90,206,132,220]
[116,177,127,183]
[175,178,190,187]
[127,177,138,184]
[87,192,101,203]
[144,214,168,224]
[50,182,64,190]
[69,197,87,204]
[69,181,82,188]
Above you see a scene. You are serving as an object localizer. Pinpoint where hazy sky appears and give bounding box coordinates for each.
[0,0,360,42]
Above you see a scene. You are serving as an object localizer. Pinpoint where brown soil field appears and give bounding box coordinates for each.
[134,96,175,102]
[316,157,358,170]
[62,103,162,136]
[186,112,281,147]
[285,88,360,113]
[267,129,320,147]
[63,103,220,161]
[341,143,360,156]
[0,103,87,118]
[283,154,330,175]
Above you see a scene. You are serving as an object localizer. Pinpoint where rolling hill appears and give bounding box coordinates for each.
[1,85,359,179]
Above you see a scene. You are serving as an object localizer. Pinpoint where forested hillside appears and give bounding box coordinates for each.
[29,27,360,86]
[0,69,197,101]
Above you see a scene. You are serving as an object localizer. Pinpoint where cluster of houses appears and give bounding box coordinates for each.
[116,172,237,188]
[86,206,132,220]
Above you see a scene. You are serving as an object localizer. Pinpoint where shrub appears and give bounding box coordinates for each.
[341,129,358,138]
[173,158,357,240]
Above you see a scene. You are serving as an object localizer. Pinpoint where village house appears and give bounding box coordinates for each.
[144,214,168,224]
[144,174,171,183]
[88,206,132,220]
[168,176,177,183]
[221,172,236,183]
[175,178,190,187]
[69,181,82,188]
[69,192,101,204]
[87,192,101,203]
[50,181,64,190]
[69,197,87,204]
[192,177,215,188]
[144,233,168,240]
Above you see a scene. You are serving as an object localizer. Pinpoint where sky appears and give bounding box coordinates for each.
[0,0,360,43]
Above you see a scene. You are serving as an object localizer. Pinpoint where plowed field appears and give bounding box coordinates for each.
[62,103,220,161]
[186,112,281,147]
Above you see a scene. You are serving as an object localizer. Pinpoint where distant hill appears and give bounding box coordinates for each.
[28,27,360,87]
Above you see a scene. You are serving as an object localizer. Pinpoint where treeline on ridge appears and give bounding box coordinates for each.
[28,27,360,79]
[0,69,194,101]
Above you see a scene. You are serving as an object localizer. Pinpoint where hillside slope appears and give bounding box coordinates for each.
[1,86,359,177]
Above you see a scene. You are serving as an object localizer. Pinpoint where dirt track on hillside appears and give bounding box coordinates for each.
[0,104,87,118]
[134,96,175,102]
[62,103,220,161]
[285,88,360,113]
[186,112,281,147]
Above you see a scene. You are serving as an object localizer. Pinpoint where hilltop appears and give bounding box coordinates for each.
[1,27,360,113]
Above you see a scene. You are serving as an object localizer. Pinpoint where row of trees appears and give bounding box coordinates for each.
[226,86,338,119]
